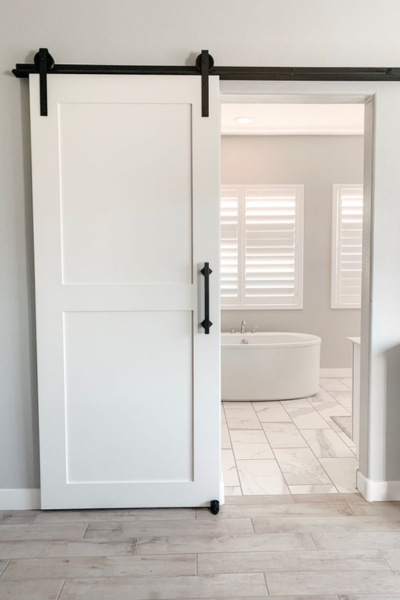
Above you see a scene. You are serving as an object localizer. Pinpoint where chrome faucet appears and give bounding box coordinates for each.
[241,320,246,334]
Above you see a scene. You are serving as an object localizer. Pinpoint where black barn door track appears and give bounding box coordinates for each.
[12,48,400,118]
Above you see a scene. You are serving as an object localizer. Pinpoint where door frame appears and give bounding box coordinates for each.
[220,79,400,501]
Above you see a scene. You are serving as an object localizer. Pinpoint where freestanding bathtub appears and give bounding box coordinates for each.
[222,332,321,401]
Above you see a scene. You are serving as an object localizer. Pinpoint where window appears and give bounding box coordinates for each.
[221,185,304,309]
[331,184,364,309]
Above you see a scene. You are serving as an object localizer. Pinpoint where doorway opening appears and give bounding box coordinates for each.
[220,96,366,497]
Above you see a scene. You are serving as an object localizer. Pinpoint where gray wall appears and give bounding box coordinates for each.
[221,135,363,368]
[2,0,400,491]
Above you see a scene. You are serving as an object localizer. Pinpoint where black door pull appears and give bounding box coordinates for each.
[201,263,213,334]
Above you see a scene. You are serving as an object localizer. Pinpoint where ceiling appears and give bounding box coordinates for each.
[221,103,365,136]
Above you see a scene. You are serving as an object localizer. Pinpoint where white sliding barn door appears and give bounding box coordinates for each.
[29,75,221,509]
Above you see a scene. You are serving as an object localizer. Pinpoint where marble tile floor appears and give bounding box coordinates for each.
[2,494,400,599]
[223,378,357,497]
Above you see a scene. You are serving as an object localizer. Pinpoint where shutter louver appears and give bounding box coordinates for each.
[332,185,364,308]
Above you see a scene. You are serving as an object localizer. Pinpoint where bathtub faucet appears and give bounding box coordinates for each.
[241,320,246,334]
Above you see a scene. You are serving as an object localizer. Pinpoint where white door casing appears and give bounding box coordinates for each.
[29,74,221,509]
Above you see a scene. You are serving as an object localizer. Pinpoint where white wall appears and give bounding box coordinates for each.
[2,0,400,492]
[221,135,363,368]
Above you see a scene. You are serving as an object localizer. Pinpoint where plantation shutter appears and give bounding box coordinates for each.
[221,188,240,304]
[331,185,364,308]
[221,185,304,309]
[244,187,304,307]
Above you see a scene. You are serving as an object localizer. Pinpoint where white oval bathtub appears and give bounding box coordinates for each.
[221,332,321,401]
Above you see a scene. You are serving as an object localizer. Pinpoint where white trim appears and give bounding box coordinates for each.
[219,480,225,506]
[357,470,400,502]
[222,129,363,136]
[0,489,40,510]
[320,368,352,378]
[222,305,303,311]
[221,304,303,311]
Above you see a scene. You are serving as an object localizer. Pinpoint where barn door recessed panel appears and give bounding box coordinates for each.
[64,311,193,484]
[59,103,193,285]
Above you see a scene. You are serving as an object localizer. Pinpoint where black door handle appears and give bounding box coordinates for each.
[201,263,213,334]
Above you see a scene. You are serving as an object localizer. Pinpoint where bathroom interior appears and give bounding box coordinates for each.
[220,101,364,497]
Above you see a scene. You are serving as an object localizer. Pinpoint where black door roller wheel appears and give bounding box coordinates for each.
[210,500,220,515]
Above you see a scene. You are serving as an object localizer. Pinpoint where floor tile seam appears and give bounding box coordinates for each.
[0,559,10,580]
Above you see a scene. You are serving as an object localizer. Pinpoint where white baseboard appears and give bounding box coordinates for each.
[320,368,352,378]
[0,489,40,510]
[357,470,400,501]
[220,480,225,506]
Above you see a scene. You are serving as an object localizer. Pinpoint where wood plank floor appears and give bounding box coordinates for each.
[1,495,400,599]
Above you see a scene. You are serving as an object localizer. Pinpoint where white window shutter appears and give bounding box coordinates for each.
[221,185,304,309]
[221,188,241,305]
[244,186,303,308]
[331,184,364,309]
